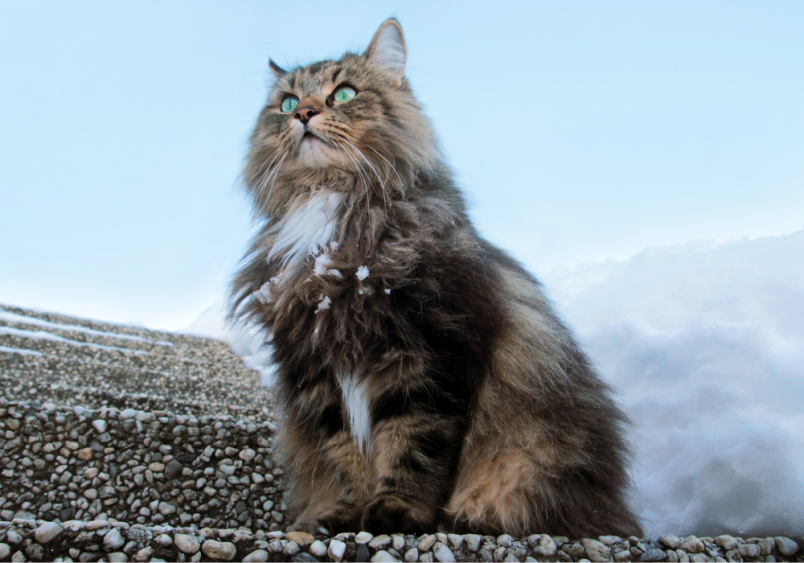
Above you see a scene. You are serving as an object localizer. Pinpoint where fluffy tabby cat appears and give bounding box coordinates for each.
[231,19,642,537]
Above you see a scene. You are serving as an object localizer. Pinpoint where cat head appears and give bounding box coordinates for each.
[245,19,437,214]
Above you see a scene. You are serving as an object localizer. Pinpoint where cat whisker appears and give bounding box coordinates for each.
[264,151,288,202]
[253,134,292,198]
[335,140,371,214]
[255,153,283,198]
[341,139,390,212]
[368,146,404,188]
[334,136,384,211]
[250,146,282,191]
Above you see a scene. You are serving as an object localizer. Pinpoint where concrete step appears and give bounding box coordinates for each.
[0,305,275,419]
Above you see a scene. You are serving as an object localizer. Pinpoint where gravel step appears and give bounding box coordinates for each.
[1,400,284,532]
[0,519,802,562]
[0,305,275,418]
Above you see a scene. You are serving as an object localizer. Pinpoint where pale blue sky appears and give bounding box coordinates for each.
[1,1,802,329]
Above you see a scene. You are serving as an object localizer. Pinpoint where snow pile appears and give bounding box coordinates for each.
[543,229,804,538]
[183,302,275,385]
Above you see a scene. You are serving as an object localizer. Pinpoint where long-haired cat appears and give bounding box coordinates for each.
[230,19,642,537]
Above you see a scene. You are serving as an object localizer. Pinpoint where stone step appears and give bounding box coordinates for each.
[0,348,274,419]
[0,304,206,346]
[1,519,802,563]
[0,400,285,534]
[0,304,275,419]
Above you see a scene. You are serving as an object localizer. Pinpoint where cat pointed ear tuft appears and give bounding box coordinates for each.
[364,19,407,86]
[268,59,288,78]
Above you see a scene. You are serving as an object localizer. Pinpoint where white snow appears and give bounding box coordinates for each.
[183,302,275,385]
[315,295,332,313]
[0,311,172,345]
[0,326,150,355]
[313,252,343,278]
[254,281,273,304]
[356,266,370,281]
[0,345,43,356]
[543,228,804,538]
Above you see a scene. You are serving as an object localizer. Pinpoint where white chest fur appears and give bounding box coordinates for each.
[268,191,341,272]
[337,373,372,452]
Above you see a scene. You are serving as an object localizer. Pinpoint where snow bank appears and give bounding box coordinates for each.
[182,302,275,385]
[543,229,804,538]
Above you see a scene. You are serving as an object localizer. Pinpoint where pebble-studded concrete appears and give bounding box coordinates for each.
[1,304,803,562]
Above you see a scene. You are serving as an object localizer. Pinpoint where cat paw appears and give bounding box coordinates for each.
[315,501,363,535]
[361,492,436,534]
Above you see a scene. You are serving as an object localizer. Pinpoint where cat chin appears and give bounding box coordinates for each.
[295,140,339,169]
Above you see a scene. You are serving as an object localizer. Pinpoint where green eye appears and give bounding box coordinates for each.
[333,86,356,103]
[281,96,299,113]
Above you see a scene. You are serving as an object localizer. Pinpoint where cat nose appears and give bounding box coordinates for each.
[294,107,319,125]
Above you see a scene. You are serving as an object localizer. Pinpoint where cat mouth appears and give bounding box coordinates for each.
[301,131,328,145]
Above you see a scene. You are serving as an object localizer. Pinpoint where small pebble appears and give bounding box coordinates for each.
[531,534,557,557]
[154,534,173,547]
[243,549,269,562]
[774,537,799,557]
[134,546,153,561]
[433,542,456,562]
[641,548,668,562]
[405,547,420,562]
[419,534,437,552]
[103,528,125,550]
[355,532,374,543]
[464,534,482,552]
[372,551,396,563]
[681,536,704,554]
[715,536,738,551]
[497,534,514,548]
[286,532,315,546]
[202,540,237,561]
[310,540,327,557]
[328,539,346,562]
[582,538,611,562]
[738,544,761,558]
[660,535,681,549]
[370,535,392,550]
[34,522,63,543]
[174,534,201,554]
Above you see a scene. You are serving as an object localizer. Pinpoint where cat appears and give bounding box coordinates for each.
[230,19,643,538]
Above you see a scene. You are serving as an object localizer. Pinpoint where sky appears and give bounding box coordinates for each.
[1,1,803,330]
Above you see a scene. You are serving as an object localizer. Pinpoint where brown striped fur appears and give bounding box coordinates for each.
[230,19,642,537]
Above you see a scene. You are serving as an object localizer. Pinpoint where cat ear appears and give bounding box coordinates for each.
[364,19,406,86]
[268,59,288,78]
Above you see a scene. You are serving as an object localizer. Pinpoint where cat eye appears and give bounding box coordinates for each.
[333,86,357,103]
[281,96,299,113]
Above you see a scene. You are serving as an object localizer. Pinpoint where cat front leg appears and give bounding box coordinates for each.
[362,381,469,534]
[313,428,376,534]
[283,378,374,534]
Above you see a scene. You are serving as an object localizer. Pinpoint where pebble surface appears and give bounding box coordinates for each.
[2,304,804,562]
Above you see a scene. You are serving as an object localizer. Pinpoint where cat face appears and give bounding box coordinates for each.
[245,20,437,210]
